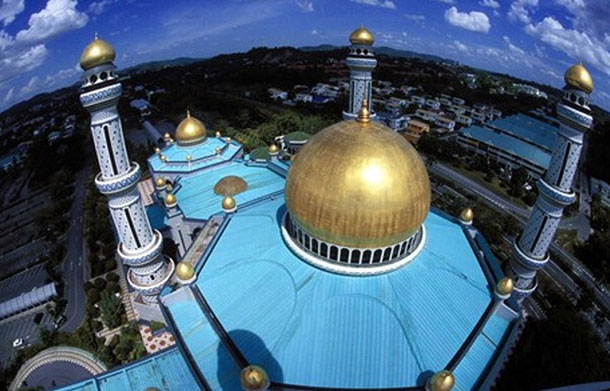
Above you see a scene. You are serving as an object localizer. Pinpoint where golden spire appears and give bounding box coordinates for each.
[80,33,116,70]
[357,99,371,124]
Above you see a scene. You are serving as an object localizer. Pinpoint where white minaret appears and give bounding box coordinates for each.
[79,35,174,302]
[343,27,377,120]
[507,63,594,299]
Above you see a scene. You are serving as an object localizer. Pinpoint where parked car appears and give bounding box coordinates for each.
[13,338,23,348]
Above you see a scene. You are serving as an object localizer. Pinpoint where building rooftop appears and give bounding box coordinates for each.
[488,113,558,152]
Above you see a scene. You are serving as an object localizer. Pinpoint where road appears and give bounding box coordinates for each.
[430,161,610,314]
[59,167,88,332]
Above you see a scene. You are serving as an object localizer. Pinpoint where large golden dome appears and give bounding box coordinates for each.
[564,63,593,94]
[175,111,206,145]
[80,35,116,70]
[349,27,374,45]
[285,108,430,248]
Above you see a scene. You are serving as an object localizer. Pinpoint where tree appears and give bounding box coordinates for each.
[37,326,54,346]
[509,167,529,198]
[98,291,124,329]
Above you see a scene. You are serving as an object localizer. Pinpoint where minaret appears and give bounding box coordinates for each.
[343,27,377,120]
[79,35,174,302]
[507,63,594,299]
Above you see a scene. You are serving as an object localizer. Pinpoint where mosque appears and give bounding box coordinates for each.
[39,26,595,391]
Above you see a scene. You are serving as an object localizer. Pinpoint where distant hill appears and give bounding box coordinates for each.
[121,57,204,74]
[299,44,455,64]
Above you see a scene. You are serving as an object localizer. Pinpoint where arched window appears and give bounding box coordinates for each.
[400,241,407,255]
[330,246,338,260]
[304,235,310,250]
[352,250,361,264]
[373,249,382,263]
[363,250,371,264]
[340,248,349,263]
[392,245,400,258]
[312,238,319,254]
[383,248,392,262]
[320,243,328,257]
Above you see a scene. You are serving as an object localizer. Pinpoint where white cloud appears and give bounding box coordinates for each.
[16,0,88,44]
[0,44,48,82]
[405,14,426,24]
[88,0,114,15]
[0,0,24,26]
[444,7,490,33]
[310,29,318,35]
[480,0,500,8]
[350,0,396,9]
[3,87,13,103]
[295,0,314,12]
[453,40,469,53]
[20,75,40,96]
[433,0,456,4]
[526,16,610,76]
[503,35,525,56]
[508,0,538,24]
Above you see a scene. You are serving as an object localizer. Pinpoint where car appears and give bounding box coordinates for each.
[12,338,23,348]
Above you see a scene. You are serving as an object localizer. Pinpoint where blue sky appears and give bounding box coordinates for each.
[0,0,609,110]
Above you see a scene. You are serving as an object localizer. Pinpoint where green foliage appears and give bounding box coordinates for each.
[508,167,529,198]
[94,277,106,290]
[150,320,166,332]
[575,231,610,284]
[106,280,119,294]
[86,289,100,304]
[112,322,146,364]
[98,291,124,329]
[106,272,120,283]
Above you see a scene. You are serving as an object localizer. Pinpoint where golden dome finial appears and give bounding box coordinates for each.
[268,144,279,154]
[349,27,374,45]
[154,177,166,188]
[427,370,454,391]
[459,207,473,224]
[496,277,514,297]
[176,111,206,145]
[240,365,269,391]
[357,99,371,124]
[564,62,593,94]
[80,34,116,70]
[159,154,166,162]
[175,261,195,282]
[222,195,236,212]
[165,193,177,208]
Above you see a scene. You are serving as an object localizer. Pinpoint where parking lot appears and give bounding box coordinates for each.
[0,309,54,368]
[0,264,49,303]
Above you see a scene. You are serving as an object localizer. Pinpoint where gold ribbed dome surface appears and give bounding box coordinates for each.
[428,370,455,391]
[564,63,593,94]
[222,195,236,210]
[349,27,374,45]
[80,35,116,70]
[285,118,430,248]
[175,262,194,281]
[176,111,206,145]
[214,175,248,196]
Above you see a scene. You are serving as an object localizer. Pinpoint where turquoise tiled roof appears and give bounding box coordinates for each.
[51,347,200,391]
[160,195,514,389]
[173,162,285,221]
[489,114,558,151]
[148,137,242,173]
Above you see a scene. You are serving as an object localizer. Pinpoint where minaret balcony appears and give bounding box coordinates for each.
[556,103,593,131]
[117,230,163,266]
[512,239,549,271]
[95,162,141,194]
[80,83,122,109]
[536,178,576,206]
[127,256,174,296]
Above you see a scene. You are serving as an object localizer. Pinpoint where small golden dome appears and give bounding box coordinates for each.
[459,207,473,224]
[269,144,279,153]
[175,262,194,281]
[214,176,248,196]
[285,112,430,248]
[176,110,207,145]
[215,147,222,155]
[428,370,455,391]
[357,99,371,123]
[166,183,173,192]
[240,365,269,390]
[186,154,192,162]
[349,27,374,45]
[222,195,236,211]
[226,137,232,143]
[165,193,177,207]
[154,177,166,188]
[564,63,593,94]
[160,155,167,162]
[215,131,221,138]
[80,34,116,70]
[496,277,514,296]
[154,147,160,154]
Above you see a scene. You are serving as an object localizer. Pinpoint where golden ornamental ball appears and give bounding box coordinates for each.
[166,183,173,192]
[226,137,232,143]
[564,63,593,94]
[460,207,474,223]
[186,154,192,162]
[164,132,171,140]
[496,277,514,296]
[80,35,116,70]
[239,365,268,390]
[268,144,279,153]
[160,155,166,162]
[285,114,430,248]
[349,27,374,46]
[176,111,207,145]
[154,147,160,154]
[222,195,236,210]
[154,177,166,188]
[175,262,195,281]
[215,147,222,155]
[215,131,222,138]
[165,193,177,207]
[428,370,455,391]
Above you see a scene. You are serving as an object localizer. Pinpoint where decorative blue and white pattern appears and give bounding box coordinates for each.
[95,163,141,195]
[80,84,122,107]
